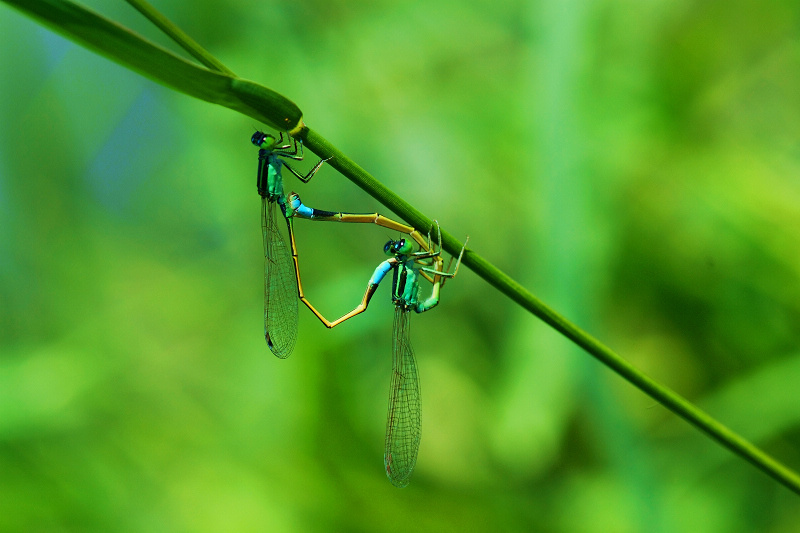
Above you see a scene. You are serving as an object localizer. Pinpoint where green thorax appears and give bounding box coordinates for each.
[392,259,421,308]
[257,150,290,215]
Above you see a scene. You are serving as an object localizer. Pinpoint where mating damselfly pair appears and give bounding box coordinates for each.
[251,131,466,488]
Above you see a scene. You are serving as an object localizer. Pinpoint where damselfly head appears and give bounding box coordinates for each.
[251,130,275,148]
[384,238,412,256]
[384,239,399,256]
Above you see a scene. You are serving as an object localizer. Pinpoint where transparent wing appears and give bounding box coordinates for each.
[263,197,298,358]
[384,307,421,488]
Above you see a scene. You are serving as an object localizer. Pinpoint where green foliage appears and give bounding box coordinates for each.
[1,0,800,531]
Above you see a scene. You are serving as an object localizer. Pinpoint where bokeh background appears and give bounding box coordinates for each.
[2,0,800,531]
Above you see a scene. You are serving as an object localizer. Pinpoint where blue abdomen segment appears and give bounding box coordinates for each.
[369,260,393,286]
[290,195,315,218]
[289,194,341,220]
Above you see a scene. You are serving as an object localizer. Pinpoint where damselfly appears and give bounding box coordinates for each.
[300,224,467,487]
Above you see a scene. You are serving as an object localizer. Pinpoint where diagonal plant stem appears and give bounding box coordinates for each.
[300,127,800,492]
[4,0,800,495]
[124,0,234,75]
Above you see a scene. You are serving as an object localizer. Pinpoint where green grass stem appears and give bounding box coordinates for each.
[124,0,234,75]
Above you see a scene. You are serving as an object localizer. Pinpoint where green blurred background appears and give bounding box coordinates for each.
[2,0,800,531]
